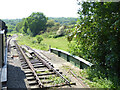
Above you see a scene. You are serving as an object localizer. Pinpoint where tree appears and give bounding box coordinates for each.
[56,25,65,36]
[14,19,25,32]
[15,12,47,36]
[26,12,47,36]
[46,20,55,28]
[23,19,28,33]
[67,2,120,76]
[46,19,60,32]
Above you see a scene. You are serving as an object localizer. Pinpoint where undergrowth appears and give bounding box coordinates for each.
[62,65,119,89]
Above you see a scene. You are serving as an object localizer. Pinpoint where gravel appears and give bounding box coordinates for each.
[6,38,28,89]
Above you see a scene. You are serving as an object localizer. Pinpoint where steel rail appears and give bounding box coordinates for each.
[68,69,89,88]
[26,46,71,85]
[14,41,44,88]
[7,36,12,52]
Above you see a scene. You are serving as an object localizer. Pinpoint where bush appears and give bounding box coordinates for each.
[36,36,43,44]
[67,2,120,88]
[32,40,37,44]
[68,2,120,76]
[56,25,65,36]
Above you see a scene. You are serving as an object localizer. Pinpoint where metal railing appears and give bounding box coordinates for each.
[50,48,93,69]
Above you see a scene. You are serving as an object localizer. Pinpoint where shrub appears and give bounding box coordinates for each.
[32,40,37,44]
[36,36,43,44]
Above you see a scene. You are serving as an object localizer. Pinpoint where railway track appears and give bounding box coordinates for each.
[14,41,75,89]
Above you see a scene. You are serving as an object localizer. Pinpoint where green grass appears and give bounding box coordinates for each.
[42,36,69,51]
[17,35,69,51]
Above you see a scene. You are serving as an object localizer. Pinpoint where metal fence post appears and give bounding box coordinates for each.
[58,51,60,57]
[49,45,51,52]
[67,55,69,62]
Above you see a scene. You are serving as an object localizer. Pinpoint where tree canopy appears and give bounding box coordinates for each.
[15,12,47,36]
[67,2,120,77]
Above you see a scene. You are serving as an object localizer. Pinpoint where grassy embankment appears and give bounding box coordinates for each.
[17,34,69,51]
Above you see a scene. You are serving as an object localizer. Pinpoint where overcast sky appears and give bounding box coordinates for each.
[0,0,80,19]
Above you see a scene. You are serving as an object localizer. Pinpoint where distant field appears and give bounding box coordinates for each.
[17,35,69,51]
[42,37,69,51]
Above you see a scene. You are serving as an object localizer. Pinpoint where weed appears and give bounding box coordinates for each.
[48,75,70,85]
[36,71,42,74]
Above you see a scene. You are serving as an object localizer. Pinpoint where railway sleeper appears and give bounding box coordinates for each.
[20,59,26,62]
[19,56,24,60]
[21,45,29,51]
[21,62,27,65]
[33,65,46,68]
[29,85,39,89]
[41,80,53,84]
[27,76,36,81]
[32,63,43,66]
[37,72,56,76]
[27,49,34,54]
[44,83,72,88]
[28,80,38,86]
[30,60,42,64]
[25,73,34,77]
[38,76,50,79]
[25,52,33,59]
[24,69,33,74]
[21,63,28,67]
[22,66,30,69]
[36,69,53,72]
[35,67,48,71]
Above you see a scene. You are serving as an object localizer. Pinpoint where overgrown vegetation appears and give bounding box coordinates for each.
[62,65,115,88]
[67,1,120,89]
[48,17,77,25]
[48,75,70,85]
[3,15,77,35]
[2,19,21,33]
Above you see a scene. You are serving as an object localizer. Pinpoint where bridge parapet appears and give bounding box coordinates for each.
[50,48,93,69]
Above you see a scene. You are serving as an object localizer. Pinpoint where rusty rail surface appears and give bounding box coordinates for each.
[68,69,89,88]
[8,36,12,52]
[15,41,44,88]
[26,46,71,85]
[14,41,75,88]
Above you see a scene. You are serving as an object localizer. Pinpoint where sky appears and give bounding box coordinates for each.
[0,0,80,19]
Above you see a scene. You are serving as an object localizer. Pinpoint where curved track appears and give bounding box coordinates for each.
[14,41,75,88]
